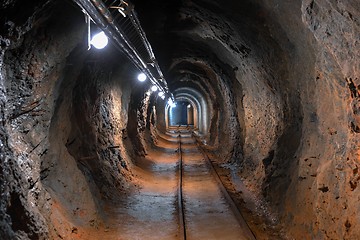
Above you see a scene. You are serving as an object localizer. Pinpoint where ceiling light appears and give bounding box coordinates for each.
[187,104,191,108]
[137,73,147,82]
[158,92,164,97]
[90,31,108,49]
[151,85,158,92]
[168,99,176,108]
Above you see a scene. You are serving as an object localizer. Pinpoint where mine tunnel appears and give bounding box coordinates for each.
[1,0,360,239]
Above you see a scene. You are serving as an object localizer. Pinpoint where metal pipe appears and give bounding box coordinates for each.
[128,10,166,80]
[91,0,114,23]
[85,12,91,50]
[73,0,172,98]
[128,11,155,60]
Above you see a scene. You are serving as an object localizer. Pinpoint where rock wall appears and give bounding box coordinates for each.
[1,2,85,238]
[138,0,360,238]
[0,1,149,238]
[281,0,360,238]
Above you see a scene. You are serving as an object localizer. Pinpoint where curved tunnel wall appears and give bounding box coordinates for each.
[174,87,209,134]
[165,96,198,129]
[175,96,198,128]
[162,86,209,134]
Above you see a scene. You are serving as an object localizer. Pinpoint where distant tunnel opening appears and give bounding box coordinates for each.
[168,100,193,126]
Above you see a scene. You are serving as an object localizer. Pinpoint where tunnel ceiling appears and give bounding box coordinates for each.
[1,0,360,239]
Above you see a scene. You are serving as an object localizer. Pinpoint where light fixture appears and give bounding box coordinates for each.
[158,92,165,100]
[187,104,191,108]
[151,85,158,92]
[90,31,108,49]
[137,73,147,82]
[168,99,176,108]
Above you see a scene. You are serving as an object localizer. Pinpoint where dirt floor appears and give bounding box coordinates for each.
[52,131,256,240]
[212,162,286,239]
[181,137,253,240]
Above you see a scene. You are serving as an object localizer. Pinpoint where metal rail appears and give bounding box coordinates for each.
[177,132,187,240]
[191,132,257,240]
[73,0,173,100]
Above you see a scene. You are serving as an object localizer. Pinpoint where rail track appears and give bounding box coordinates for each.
[170,126,256,240]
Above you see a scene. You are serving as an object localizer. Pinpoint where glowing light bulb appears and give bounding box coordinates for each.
[158,92,164,97]
[168,99,176,107]
[137,73,147,82]
[187,104,191,108]
[151,85,158,92]
[90,31,108,49]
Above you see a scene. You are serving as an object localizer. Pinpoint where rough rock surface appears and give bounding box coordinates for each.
[137,0,360,238]
[0,1,146,238]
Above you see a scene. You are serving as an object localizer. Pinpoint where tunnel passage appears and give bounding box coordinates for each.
[167,101,192,126]
[163,86,209,134]
[1,0,360,239]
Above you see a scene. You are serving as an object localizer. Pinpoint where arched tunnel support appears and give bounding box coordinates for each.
[165,96,199,130]
[173,87,209,135]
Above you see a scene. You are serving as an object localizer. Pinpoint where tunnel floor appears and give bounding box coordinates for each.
[181,136,252,239]
[63,130,253,239]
